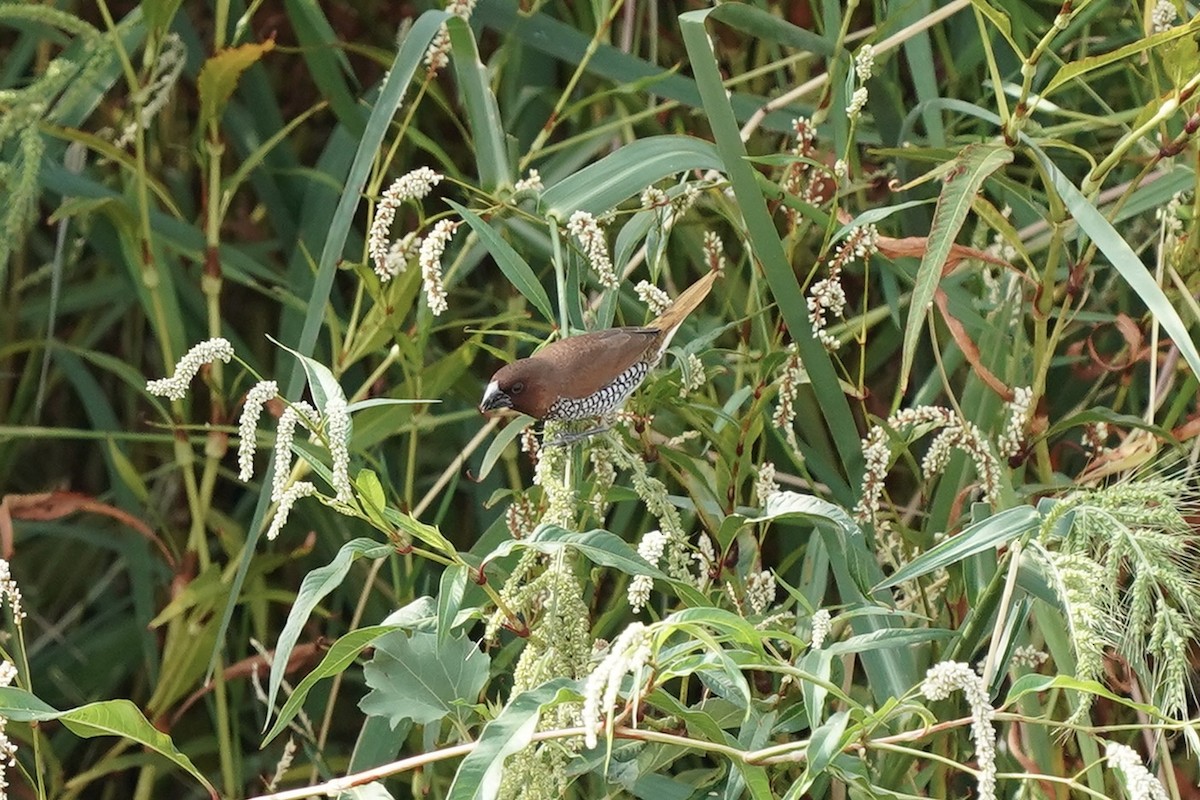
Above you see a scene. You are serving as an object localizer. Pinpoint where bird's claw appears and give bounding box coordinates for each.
[544,422,613,448]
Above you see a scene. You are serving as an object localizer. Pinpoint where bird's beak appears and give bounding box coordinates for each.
[479,380,513,414]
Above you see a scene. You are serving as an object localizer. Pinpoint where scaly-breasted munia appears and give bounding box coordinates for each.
[479,269,719,423]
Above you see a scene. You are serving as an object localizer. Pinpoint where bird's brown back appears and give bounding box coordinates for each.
[530,327,660,400]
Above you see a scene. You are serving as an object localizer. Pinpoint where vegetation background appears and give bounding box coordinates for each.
[2,0,1200,798]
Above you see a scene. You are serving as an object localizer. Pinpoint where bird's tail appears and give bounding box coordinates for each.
[650,268,721,352]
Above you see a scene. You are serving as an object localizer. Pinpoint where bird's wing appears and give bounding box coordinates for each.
[537,328,659,399]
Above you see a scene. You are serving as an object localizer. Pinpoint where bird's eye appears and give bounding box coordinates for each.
[510,381,525,394]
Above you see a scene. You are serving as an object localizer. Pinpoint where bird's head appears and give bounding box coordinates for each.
[478,359,556,419]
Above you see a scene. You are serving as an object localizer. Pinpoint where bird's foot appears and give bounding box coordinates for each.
[543,420,613,448]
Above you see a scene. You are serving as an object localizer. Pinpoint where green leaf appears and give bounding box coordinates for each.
[437,565,468,648]
[824,627,954,655]
[360,630,489,728]
[1002,673,1165,717]
[541,136,723,219]
[266,538,392,725]
[0,688,215,797]
[874,505,1039,590]
[268,334,345,412]
[899,143,1013,389]
[447,678,578,800]
[447,201,555,323]
[197,39,276,131]
[447,17,512,189]
[263,624,399,745]
[476,415,535,482]
[1042,15,1200,96]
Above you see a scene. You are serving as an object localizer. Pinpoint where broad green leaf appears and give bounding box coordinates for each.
[476,415,535,482]
[1003,673,1164,717]
[269,334,345,412]
[266,538,392,724]
[1042,15,1200,96]
[447,17,512,189]
[542,136,723,218]
[0,688,215,796]
[899,143,1013,389]
[447,201,554,323]
[807,709,851,776]
[263,624,398,745]
[875,505,1039,590]
[360,630,489,728]
[824,627,954,655]
[197,39,276,131]
[437,565,468,647]
[447,678,579,800]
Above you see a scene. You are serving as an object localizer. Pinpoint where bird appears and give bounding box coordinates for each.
[479,269,720,432]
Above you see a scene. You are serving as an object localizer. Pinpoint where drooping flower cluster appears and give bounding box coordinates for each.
[771,344,806,452]
[238,380,278,481]
[0,562,24,624]
[920,661,997,800]
[702,231,726,273]
[368,167,443,279]
[678,353,706,398]
[323,395,352,503]
[0,658,18,795]
[997,386,1033,460]
[635,280,671,315]
[145,337,235,400]
[267,481,318,541]
[567,211,619,289]
[581,622,653,749]
[807,225,878,351]
[810,609,832,648]
[854,405,1002,527]
[417,218,459,315]
[754,462,779,505]
[629,531,668,612]
[745,570,776,614]
[424,0,478,75]
[847,44,874,121]
[1105,741,1169,800]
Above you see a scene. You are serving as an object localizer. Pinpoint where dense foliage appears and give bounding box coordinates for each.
[2,1,1200,798]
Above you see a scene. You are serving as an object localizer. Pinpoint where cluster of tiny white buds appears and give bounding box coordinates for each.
[513,169,543,193]
[772,344,806,451]
[581,622,654,749]
[1105,742,1169,800]
[854,406,955,524]
[997,386,1033,460]
[920,661,997,800]
[755,462,779,505]
[854,44,875,82]
[267,481,318,541]
[272,401,318,502]
[323,396,353,502]
[807,265,847,350]
[810,609,832,648]
[424,0,477,74]
[1082,422,1110,456]
[237,380,278,481]
[519,427,540,460]
[635,281,671,315]
[146,338,235,400]
[847,86,870,120]
[1010,645,1048,669]
[837,224,880,263]
[792,117,815,153]
[629,530,668,611]
[921,418,1001,505]
[418,218,459,315]
[1151,0,1178,32]
[0,659,15,794]
[679,353,706,398]
[833,159,848,181]
[382,232,422,280]
[702,231,726,273]
[368,167,444,279]
[745,570,776,614]
[693,533,716,590]
[640,186,668,209]
[505,495,537,540]
[567,211,619,289]
[0,562,25,623]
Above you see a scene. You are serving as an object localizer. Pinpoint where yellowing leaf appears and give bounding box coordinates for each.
[197,38,276,131]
